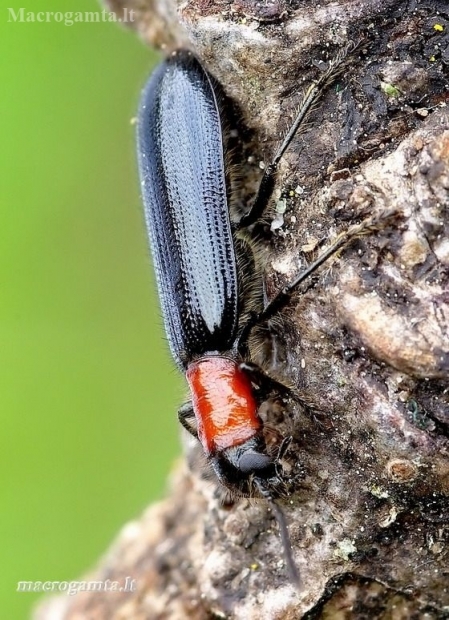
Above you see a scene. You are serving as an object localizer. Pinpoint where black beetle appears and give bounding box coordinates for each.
[137,48,354,586]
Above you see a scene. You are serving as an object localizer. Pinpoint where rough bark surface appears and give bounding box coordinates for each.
[36,1,449,618]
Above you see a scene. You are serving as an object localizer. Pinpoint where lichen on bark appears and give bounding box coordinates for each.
[36,1,449,618]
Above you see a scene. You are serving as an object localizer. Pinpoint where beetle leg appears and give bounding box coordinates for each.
[277,435,292,460]
[239,361,294,400]
[240,362,321,418]
[178,402,198,439]
[274,435,293,476]
[237,47,351,229]
[236,221,364,353]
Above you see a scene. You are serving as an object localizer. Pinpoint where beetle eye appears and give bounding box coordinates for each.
[238,451,272,474]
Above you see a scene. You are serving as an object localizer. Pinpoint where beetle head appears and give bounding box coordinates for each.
[210,436,280,497]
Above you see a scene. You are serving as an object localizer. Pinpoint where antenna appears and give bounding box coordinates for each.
[254,478,301,591]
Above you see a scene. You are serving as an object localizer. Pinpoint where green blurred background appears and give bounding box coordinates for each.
[1,2,182,617]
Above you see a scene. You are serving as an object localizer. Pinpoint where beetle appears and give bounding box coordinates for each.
[137,48,353,586]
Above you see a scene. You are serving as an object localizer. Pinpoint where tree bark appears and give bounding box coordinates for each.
[36,1,449,618]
